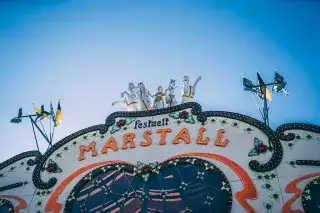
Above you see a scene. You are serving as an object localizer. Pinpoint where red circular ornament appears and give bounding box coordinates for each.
[117,119,126,127]
[141,165,152,173]
[256,144,268,153]
[179,111,189,119]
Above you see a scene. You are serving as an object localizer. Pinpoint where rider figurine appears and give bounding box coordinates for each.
[153,86,165,109]
[165,79,178,107]
[137,82,153,111]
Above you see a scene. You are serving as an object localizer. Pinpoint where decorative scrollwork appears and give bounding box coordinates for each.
[199,110,283,172]
[276,123,320,141]
[32,102,286,191]
[0,182,24,193]
[32,125,104,190]
[26,102,320,190]
[100,102,205,134]
[64,157,232,213]
[0,151,41,171]
[27,155,41,166]
[296,160,320,167]
[106,101,281,173]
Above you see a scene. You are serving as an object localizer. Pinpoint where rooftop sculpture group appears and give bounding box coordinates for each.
[112,76,201,111]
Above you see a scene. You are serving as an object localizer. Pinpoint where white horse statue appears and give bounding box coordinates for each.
[165,79,178,107]
[181,76,201,104]
[111,82,141,111]
[137,82,153,111]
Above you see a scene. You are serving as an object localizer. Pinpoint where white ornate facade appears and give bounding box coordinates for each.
[0,102,320,213]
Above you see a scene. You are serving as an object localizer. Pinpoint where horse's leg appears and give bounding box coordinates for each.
[173,97,177,105]
[148,99,153,110]
[137,101,142,111]
[142,100,149,110]
[169,98,173,107]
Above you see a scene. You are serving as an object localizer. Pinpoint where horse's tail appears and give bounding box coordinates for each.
[192,84,198,95]
[192,77,201,95]
[111,101,121,106]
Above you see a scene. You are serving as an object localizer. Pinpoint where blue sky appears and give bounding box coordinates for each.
[0,0,319,162]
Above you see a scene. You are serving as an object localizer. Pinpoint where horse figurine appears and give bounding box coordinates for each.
[165,79,178,107]
[181,76,201,104]
[111,82,141,111]
[153,86,165,109]
[137,82,153,111]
